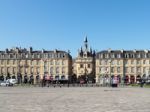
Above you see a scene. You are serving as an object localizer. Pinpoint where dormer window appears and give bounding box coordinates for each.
[117,54,121,58]
[137,54,141,58]
[100,54,104,58]
[111,54,115,58]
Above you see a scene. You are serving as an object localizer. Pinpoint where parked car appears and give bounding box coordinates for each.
[8,79,17,85]
[0,79,17,86]
[0,80,11,86]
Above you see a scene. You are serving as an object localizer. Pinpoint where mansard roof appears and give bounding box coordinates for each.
[0,47,72,59]
[97,49,150,54]
[96,49,150,59]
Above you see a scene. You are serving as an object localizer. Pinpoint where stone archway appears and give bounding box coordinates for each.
[130,75,135,84]
[117,75,121,83]
[124,75,129,84]
[136,75,141,83]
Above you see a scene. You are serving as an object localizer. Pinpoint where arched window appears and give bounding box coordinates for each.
[37,60,40,65]
[50,60,53,65]
[56,67,59,74]
[7,60,10,65]
[37,67,40,74]
[31,67,34,73]
[13,67,16,74]
[62,60,65,65]
[1,60,4,65]
[56,60,60,65]
[7,67,11,73]
[50,67,53,74]
[1,67,5,74]
[62,67,65,74]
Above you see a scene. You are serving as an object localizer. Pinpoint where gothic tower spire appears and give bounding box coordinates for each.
[84,36,88,51]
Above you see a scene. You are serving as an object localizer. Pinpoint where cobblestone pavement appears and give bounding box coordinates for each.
[0,87,150,112]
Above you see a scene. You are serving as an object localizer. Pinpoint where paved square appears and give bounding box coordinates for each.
[0,87,150,112]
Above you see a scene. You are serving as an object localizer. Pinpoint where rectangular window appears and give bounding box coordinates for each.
[80,64,83,68]
[131,67,134,73]
[45,61,48,66]
[25,54,29,58]
[118,54,121,58]
[7,60,10,65]
[117,67,120,73]
[10,54,13,58]
[37,54,40,58]
[56,60,59,65]
[56,67,59,74]
[146,60,149,65]
[1,60,4,65]
[111,54,115,58]
[100,67,105,73]
[137,60,141,65]
[27,60,30,65]
[117,60,121,65]
[104,54,108,58]
[101,60,104,65]
[131,60,134,65]
[13,67,16,74]
[143,60,146,65]
[112,60,116,65]
[31,67,34,73]
[31,60,34,65]
[125,60,128,65]
[111,67,114,73]
[13,60,15,65]
[137,67,141,72]
[88,64,91,68]
[100,54,103,58]
[143,67,146,73]
[50,60,53,65]
[62,60,65,65]
[125,67,129,73]
[62,67,65,74]
[37,60,40,65]
[138,54,141,58]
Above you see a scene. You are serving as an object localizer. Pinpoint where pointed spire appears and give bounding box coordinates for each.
[90,47,92,53]
[84,36,88,43]
[80,47,83,57]
[84,36,88,51]
[93,50,96,57]
[81,47,83,52]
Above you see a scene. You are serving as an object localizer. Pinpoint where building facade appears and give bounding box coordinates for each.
[0,38,150,84]
[73,37,96,83]
[0,47,72,82]
[96,49,150,83]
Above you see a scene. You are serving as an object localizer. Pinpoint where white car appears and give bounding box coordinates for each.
[0,79,17,86]
[8,79,17,85]
[0,80,10,86]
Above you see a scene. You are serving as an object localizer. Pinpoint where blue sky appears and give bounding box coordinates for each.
[0,0,150,57]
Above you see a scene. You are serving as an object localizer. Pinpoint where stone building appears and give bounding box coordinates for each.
[96,49,150,83]
[1,38,150,84]
[0,47,72,82]
[73,37,96,83]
